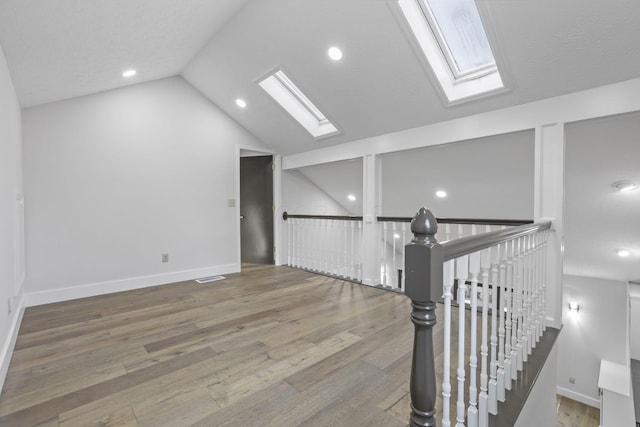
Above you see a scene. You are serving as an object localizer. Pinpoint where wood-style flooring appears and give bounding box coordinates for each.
[0,264,591,426]
[556,395,599,427]
[1,265,417,426]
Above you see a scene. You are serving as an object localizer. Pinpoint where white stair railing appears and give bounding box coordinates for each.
[376,217,526,293]
[404,208,551,427]
[283,212,363,282]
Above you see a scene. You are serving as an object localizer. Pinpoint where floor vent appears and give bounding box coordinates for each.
[195,275,226,284]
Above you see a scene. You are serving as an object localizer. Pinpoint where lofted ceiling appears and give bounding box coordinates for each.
[1,0,639,283]
[0,0,249,107]
[0,0,639,154]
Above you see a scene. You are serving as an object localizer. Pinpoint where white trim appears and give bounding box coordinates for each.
[273,154,283,266]
[282,77,640,170]
[259,70,340,139]
[0,293,25,395]
[25,264,239,307]
[396,0,505,104]
[557,386,601,409]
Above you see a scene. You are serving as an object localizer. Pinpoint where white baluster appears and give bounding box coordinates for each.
[479,246,491,427]
[468,251,480,427]
[358,221,364,282]
[382,221,388,286]
[521,235,530,363]
[531,232,540,346]
[445,223,451,242]
[340,221,349,277]
[442,260,454,427]
[300,219,306,269]
[525,234,534,357]
[392,222,398,288]
[497,241,507,401]
[289,218,294,266]
[455,255,469,427]
[534,232,542,342]
[350,221,355,279]
[515,237,524,372]
[401,222,407,291]
[489,241,500,413]
[505,239,516,385]
[541,230,548,333]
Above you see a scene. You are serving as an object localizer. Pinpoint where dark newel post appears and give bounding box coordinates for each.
[405,208,444,427]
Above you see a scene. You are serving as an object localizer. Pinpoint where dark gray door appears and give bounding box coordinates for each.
[240,155,274,264]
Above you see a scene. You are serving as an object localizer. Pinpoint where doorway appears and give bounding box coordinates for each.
[240,155,274,264]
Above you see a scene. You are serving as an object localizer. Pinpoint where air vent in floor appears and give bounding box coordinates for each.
[195,276,226,284]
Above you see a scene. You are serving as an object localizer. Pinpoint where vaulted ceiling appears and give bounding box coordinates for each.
[1,0,639,155]
[1,0,639,283]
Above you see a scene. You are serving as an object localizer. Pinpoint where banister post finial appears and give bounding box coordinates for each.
[411,207,438,240]
[405,208,444,427]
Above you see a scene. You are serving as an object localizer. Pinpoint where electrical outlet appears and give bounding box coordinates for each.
[162,254,169,263]
[569,377,576,384]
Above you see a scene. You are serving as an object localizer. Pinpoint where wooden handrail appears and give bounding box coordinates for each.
[378,216,533,226]
[282,212,363,221]
[282,211,533,226]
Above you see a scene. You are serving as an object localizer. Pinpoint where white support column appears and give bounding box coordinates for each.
[361,154,381,286]
[534,123,565,330]
[272,154,283,266]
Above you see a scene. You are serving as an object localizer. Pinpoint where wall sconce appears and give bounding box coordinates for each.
[568,301,580,312]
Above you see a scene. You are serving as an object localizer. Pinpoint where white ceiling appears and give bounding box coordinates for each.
[0,0,249,107]
[1,0,639,283]
[183,0,640,155]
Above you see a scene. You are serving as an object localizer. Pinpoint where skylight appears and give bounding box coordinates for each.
[259,70,339,139]
[398,0,504,103]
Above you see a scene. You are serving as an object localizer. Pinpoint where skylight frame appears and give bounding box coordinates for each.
[259,69,340,140]
[396,0,506,104]
[418,0,497,81]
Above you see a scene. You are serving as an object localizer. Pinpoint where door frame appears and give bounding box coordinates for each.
[235,144,282,267]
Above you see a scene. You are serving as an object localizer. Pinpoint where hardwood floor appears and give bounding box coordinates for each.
[1,265,417,426]
[0,264,567,426]
[556,396,599,427]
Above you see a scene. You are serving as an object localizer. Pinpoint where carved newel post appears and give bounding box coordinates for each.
[405,208,444,427]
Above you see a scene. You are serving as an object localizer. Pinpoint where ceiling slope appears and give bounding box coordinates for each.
[183,0,640,156]
[0,0,249,107]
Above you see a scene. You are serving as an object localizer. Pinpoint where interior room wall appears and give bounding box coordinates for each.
[22,76,271,305]
[379,130,534,219]
[557,274,630,407]
[0,41,24,392]
[282,169,351,216]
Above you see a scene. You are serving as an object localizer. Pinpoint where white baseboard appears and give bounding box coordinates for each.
[557,386,600,408]
[1,293,25,395]
[25,263,240,307]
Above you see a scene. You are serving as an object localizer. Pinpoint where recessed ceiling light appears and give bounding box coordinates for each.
[436,190,447,198]
[348,194,356,201]
[393,233,401,239]
[122,69,137,78]
[328,46,343,61]
[613,180,638,192]
[235,98,247,109]
[617,249,631,258]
